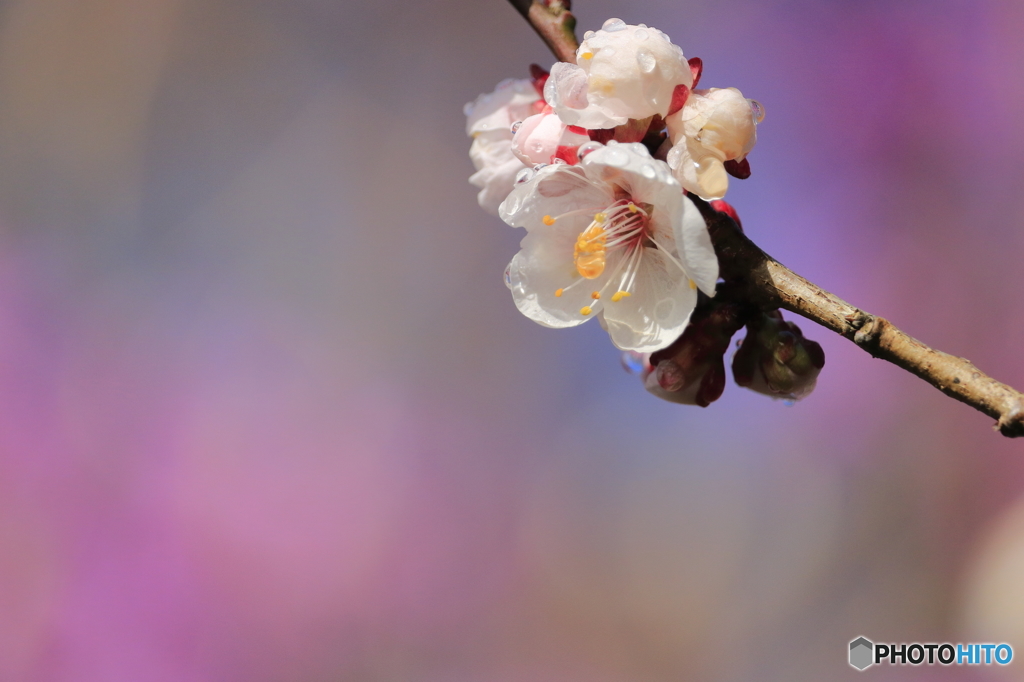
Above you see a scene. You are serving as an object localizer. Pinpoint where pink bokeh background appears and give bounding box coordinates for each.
[0,0,1022,679]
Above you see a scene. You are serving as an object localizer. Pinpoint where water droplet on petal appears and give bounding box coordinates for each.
[584,30,596,40]
[635,28,649,41]
[605,147,630,167]
[621,351,645,375]
[749,99,765,124]
[603,46,616,57]
[640,163,657,179]
[533,163,549,171]
[636,49,656,73]
[506,195,521,214]
[511,120,523,133]
[602,18,627,32]
[504,263,514,289]
[782,398,796,407]
[514,167,536,184]
[577,141,604,159]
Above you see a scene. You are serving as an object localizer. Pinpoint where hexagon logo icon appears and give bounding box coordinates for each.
[849,637,874,670]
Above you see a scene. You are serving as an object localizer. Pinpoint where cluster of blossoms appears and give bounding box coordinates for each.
[467,18,822,404]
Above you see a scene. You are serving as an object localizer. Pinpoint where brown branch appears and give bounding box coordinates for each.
[510,0,1024,437]
[696,202,1024,438]
[506,0,579,64]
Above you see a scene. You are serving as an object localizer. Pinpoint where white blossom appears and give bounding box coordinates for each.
[544,19,692,130]
[499,142,718,352]
[465,78,542,214]
[665,87,762,200]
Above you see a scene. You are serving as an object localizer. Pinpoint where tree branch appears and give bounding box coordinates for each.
[507,0,579,64]
[508,0,1024,437]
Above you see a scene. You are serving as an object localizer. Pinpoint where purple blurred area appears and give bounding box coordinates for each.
[0,0,1022,679]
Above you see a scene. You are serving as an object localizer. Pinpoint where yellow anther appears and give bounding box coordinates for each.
[593,212,607,223]
[554,288,564,298]
[580,52,594,60]
[580,306,592,316]
[689,278,697,290]
[542,215,556,226]
[628,202,638,213]
[591,291,601,300]
[573,222,607,279]
[611,291,631,302]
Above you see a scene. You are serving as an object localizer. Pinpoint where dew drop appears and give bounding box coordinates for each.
[749,99,765,124]
[584,30,596,40]
[511,120,523,133]
[635,28,650,41]
[602,18,627,32]
[577,140,604,159]
[636,49,656,73]
[504,263,514,289]
[506,195,521,214]
[782,398,796,407]
[514,167,536,184]
[532,163,549,171]
[640,163,657,179]
[605,147,629,167]
[603,46,617,57]
[621,351,645,375]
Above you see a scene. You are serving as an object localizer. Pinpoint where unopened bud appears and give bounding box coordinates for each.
[640,300,745,406]
[732,310,825,401]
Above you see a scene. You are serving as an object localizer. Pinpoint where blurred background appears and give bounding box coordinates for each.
[0,0,1021,679]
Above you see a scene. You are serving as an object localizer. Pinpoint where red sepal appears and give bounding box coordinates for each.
[688,57,703,89]
[588,128,616,144]
[710,199,742,232]
[529,64,550,98]
[552,145,580,165]
[667,84,690,116]
[724,158,751,179]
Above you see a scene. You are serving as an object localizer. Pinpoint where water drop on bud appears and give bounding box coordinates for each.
[514,167,535,185]
[621,351,646,375]
[511,120,523,133]
[577,141,604,159]
[748,99,765,124]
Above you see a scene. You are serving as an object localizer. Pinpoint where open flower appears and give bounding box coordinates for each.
[465,78,542,214]
[500,142,718,352]
[665,87,763,199]
[544,18,692,130]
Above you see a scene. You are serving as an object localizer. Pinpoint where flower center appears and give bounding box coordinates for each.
[569,200,649,280]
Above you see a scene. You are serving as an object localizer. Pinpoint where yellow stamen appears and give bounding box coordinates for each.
[611,291,631,302]
[627,202,638,213]
[573,222,607,279]
[591,291,601,300]
[554,288,564,297]
[593,212,607,223]
[580,306,592,315]
[689,279,697,290]
[580,52,594,60]
[542,215,556,226]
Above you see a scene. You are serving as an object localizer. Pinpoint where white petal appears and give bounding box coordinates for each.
[471,156,527,216]
[506,221,625,328]
[601,247,697,352]
[499,164,611,230]
[676,195,718,296]
[511,112,564,166]
[466,78,540,137]
[552,22,692,129]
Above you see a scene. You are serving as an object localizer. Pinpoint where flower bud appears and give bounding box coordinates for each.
[732,310,825,401]
[640,300,745,406]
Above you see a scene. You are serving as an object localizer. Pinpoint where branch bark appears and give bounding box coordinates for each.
[507,0,1024,437]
